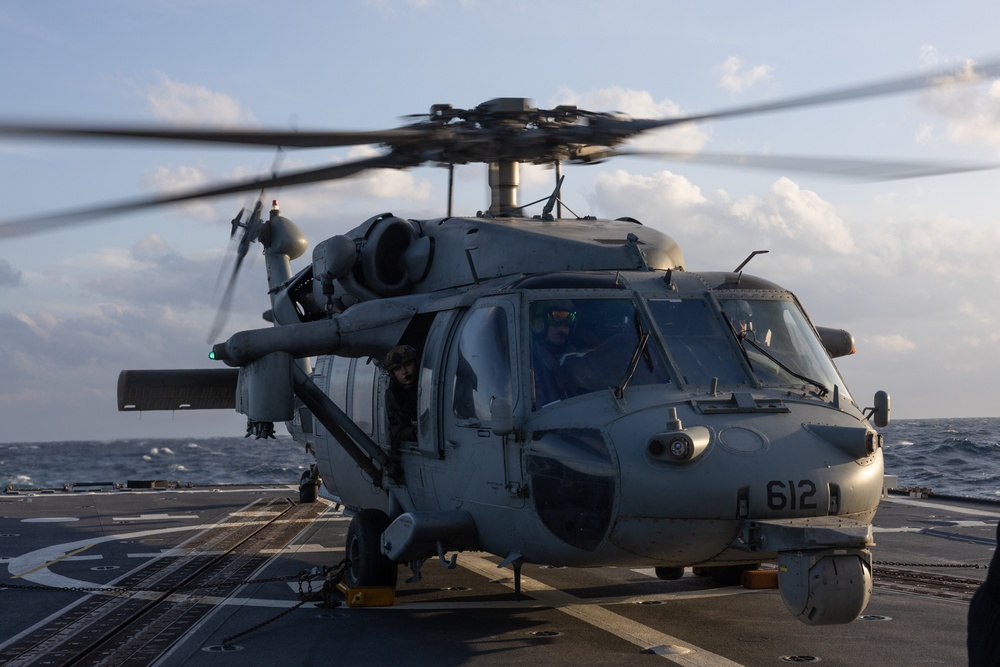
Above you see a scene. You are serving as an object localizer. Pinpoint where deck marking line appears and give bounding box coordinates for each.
[11,543,96,579]
[881,496,1000,518]
[459,553,744,667]
[111,514,201,521]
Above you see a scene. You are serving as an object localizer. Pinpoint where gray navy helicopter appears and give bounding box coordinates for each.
[3,60,999,626]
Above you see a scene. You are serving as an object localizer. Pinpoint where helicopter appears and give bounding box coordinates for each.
[3,61,999,626]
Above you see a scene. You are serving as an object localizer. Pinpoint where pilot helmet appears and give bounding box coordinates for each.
[384,344,418,371]
[532,299,576,333]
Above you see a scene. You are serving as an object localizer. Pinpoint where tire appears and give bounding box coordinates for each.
[654,566,685,580]
[344,509,398,589]
[299,468,319,504]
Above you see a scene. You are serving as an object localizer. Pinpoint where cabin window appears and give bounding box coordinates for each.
[449,306,513,423]
[328,355,352,407]
[350,359,376,437]
[647,298,748,387]
[529,297,671,410]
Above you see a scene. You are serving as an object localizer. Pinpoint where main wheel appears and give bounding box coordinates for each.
[654,566,685,580]
[344,509,398,588]
[299,468,319,504]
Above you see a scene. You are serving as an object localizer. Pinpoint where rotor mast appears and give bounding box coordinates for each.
[488,161,519,215]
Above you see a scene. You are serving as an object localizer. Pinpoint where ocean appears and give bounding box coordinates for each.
[1,417,998,501]
[880,417,1000,502]
[0,437,316,490]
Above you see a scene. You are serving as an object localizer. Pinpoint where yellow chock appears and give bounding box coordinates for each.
[741,569,779,589]
[336,582,395,607]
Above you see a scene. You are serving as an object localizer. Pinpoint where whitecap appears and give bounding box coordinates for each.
[142,455,152,462]
[150,447,160,456]
[161,447,175,456]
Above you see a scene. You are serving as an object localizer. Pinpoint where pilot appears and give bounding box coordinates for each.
[531,301,580,408]
[384,344,419,448]
[968,519,1000,665]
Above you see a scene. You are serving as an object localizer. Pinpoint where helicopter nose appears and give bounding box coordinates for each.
[600,402,883,563]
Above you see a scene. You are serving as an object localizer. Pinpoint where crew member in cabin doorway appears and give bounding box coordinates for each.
[384,345,419,449]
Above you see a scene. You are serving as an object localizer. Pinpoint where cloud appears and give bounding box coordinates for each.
[731,177,856,254]
[259,148,435,219]
[869,334,918,352]
[141,74,258,126]
[919,44,942,69]
[363,0,440,16]
[0,235,271,439]
[594,169,708,213]
[76,233,263,317]
[717,56,775,94]
[866,215,1000,282]
[0,257,22,286]
[591,171,855,258]
[917,57,1000,150]
[551,86,710,154]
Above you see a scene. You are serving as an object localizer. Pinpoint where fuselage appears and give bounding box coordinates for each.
[305,263,883,569]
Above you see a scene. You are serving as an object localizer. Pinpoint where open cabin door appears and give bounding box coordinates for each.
[438,298,525,508]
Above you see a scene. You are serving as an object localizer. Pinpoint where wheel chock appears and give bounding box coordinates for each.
[741,568,779,589]
[336,582,396,607]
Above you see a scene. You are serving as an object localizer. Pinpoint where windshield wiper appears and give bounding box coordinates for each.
[723,313,756,371]
[724,315,829,397]
[614,309,652,399]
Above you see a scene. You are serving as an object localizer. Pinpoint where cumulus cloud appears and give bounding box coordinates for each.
[0,257,22,286]
[260,147,434,219]
[865,215,1000,282]
[595,169,707,212]
[716,56,775,93]
[141,74,257,126]
[730,178,856,254]
[551,86,710,154]
[0,233,272,440]
[869,334,918,352]
[0,302,222,433]
[917,55,1000,150]
[592,171,854,257]
[76,233,258,315]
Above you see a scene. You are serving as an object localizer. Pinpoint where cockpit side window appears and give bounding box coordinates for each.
[449,305,514,424]
[530,297,671,410]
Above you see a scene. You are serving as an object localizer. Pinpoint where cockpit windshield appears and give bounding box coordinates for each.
[646,298,749,387]
[529,297,672,409]
[719,297,850,400]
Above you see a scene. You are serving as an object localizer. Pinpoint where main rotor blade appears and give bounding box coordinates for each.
[603,149,1000,181]
[613,57,1000,134]
[0,153,415,239]
[0,122,428,149]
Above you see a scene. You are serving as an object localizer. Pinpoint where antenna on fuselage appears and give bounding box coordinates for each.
[733,250,770,272]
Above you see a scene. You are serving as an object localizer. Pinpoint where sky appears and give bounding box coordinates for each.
[1,1,999,442]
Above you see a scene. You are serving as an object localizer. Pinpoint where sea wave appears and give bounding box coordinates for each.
[0,437,315,489]
[881,416,1000,501]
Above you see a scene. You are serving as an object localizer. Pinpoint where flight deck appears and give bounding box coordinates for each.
[1,485,994,666]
